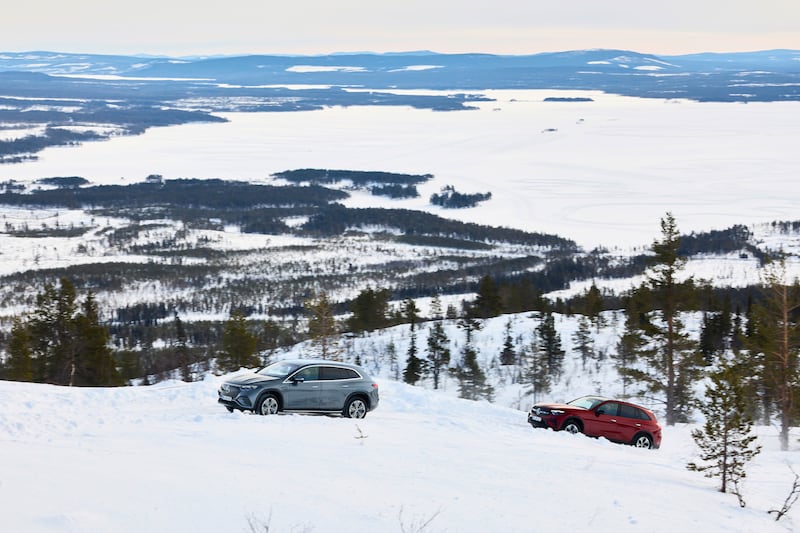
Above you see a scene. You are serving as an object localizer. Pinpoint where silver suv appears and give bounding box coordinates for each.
[218,359,379,418]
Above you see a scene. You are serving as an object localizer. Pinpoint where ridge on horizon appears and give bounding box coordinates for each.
[3,47,799,60]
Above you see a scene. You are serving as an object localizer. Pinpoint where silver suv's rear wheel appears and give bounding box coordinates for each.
[344,397,367,419]
[257,394,279,415]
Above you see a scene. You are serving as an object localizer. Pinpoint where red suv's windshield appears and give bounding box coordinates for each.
[567,396,606,410]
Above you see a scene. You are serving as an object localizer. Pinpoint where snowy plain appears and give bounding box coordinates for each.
[1,90,799,250]
[1,89,800,531]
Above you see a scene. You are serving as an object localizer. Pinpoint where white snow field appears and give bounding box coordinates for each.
[1,90,799,532]
[1,90,798,249]
[0,375,797,533]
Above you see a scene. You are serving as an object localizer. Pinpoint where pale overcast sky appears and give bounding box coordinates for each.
[6,0,799,56]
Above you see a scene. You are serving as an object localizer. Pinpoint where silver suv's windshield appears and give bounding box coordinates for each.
[257,361,302,378]
[567,396,607,410]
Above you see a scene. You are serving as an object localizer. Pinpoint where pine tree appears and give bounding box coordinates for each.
[403,298,421,331]
[73,292,124,386]
[174,312,191,382]
[429,293,443,321]
[523,341,551,403]
[23,278,122,386]
[572,316,595,370]
[386,340,400,381]
[499,318,516,366]
[619,213,702,425]
[426,321,451,389]
[45,277,81,385]
[347,286,390,333]
[688,358,761,506]
[28,282,59,383]
[472,275,503,318]
[5,318,33,382]
[457,315,483,345]
[583,282,605,331]
[537,312,565,378]
[403,332,423,385]
[453,344,494,401]
[218,311,259,373]
[306,291,342,360]
[745,259,800,450]
[260,319,282,367]
[615,312,653,396]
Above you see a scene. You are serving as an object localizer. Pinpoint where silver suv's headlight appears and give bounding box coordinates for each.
[239,384,258,390]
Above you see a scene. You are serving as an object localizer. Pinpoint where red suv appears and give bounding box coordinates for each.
[528,395,662,449]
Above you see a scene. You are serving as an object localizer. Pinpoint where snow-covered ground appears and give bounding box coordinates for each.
[1,91,799,530]
[1,90,798,250]
[0,374,796,533]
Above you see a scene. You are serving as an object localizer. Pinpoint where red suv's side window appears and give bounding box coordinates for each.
[598,402,619,416]
[619,403,651,420]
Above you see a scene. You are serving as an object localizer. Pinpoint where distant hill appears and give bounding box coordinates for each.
[0,48,798,102]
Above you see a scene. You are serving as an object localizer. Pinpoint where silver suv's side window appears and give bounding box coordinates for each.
[319,366,360,380]
[292,366,320,381]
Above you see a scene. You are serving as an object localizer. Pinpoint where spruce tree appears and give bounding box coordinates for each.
[218,311,259,373]
[347,286,390,333]
[472,275,503,318]
[74,292,124,386]
[403,332,423,385]
[22,278,122,386]
[454,344,494,401]
[403,298,421,331]
[173,312,191,382]
[572,316,595,370]
[6,318,33,382]
[537,312,565,379]
[523,341,551,403]
[615,284,656,395]
[499,318,516,366]
[688,358,761,506]
[583,282,605,331]
[425,321,451,389]
[429,294,443,320]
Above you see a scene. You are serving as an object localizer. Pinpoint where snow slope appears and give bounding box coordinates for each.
[0,376,796,533]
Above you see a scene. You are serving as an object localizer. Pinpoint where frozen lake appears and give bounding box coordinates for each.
[2,90,798,249]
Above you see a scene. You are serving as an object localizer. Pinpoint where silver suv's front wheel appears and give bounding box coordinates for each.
[344,397,367,419]
[257,394,279,415]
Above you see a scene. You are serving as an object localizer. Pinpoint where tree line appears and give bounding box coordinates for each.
[0,213,797,461]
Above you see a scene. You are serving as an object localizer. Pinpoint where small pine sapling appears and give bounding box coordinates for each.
[687,358,761,507]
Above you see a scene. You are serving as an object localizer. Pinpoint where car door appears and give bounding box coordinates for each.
[282,365,321,410]
[584,401,623,441]
[319,366,361,410]
[615,404,649,443]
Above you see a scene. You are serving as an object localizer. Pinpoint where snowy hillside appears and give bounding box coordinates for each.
[1,374,796,532]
